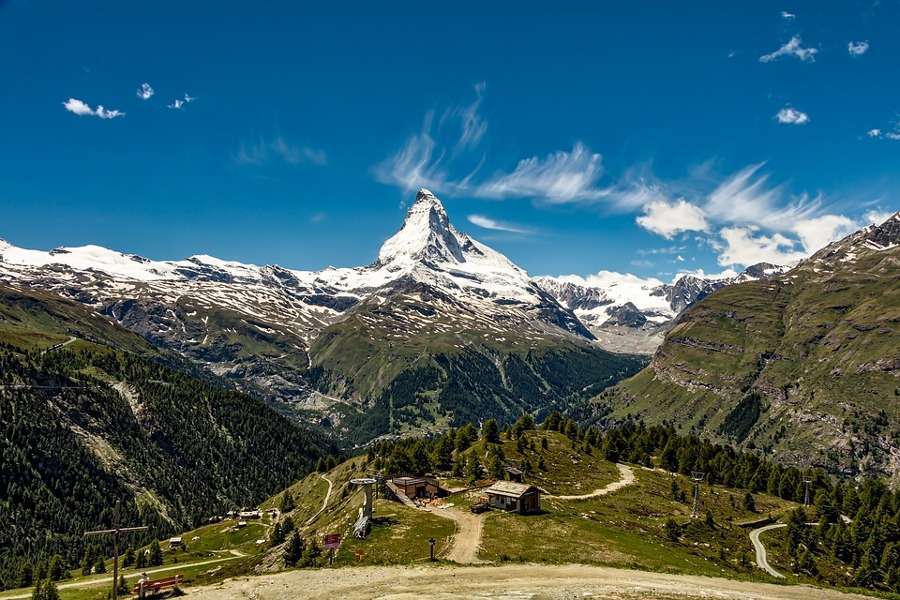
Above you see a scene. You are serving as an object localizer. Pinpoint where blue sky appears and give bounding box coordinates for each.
[1,1,898,281]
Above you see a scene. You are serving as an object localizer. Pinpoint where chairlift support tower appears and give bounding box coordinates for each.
[802,477,813,506]
[83,501,149,600]
[690,472,705,519]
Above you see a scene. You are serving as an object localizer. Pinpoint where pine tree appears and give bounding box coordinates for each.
[283,532,304,567]
[451,454,465,477]
[148,540,163,567]
[93,556,106,574]
[47,556,65,582]
[466,454,482,485]
[743,492,756,512]
[664,518,680,542]
[122,547,135,568]
[300,539,321,567]
[270,521,285,548]
[482,419,500,444]
[279,491,295,513]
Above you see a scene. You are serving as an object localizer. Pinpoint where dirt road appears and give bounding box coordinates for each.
[305,474,334,525]
[550,463,635,500]
[750,522,787,578]
[429,507,485,564]
[184,563,871,599]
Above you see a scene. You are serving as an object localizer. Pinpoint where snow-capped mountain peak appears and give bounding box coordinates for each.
[377,188,466,265]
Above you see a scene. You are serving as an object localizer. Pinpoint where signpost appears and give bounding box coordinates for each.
[83,501,149,600]
[428,537,436,561]
[323,533,341,565]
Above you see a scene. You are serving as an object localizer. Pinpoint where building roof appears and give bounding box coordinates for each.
[392,476,426,485]
[484,481,539,498]
[504,466,523,475]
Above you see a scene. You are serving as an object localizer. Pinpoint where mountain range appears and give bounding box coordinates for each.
[594,212,900,480]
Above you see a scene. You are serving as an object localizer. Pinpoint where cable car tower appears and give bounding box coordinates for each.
[690,472,705,519]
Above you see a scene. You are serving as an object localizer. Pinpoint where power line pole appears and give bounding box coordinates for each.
[83,501,149,600]
[690,472,705,519]
[802,477,813,506]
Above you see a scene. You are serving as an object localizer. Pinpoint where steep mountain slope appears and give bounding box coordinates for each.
[0,190,643,442]
[592,214,900,479]
[536,263,787,354]
[0,285,336,585]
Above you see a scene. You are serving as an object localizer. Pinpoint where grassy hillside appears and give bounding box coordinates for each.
[595,228,900,478]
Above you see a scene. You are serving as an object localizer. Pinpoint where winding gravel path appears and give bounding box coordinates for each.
[549,463,635,500]
[305,474,334,525]
[750,523,787,578]
[429,507,485,564]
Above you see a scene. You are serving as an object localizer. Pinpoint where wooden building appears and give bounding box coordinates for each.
[390,476,445,499]
[484,481,541,514]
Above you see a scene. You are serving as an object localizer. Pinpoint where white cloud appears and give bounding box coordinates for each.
[475,142,606,203]
[775,107,809,125]
[781,10,796,19]
[791,214,857,253]
[62,98,125,119]
[636,198,708,239]
[673,267,739,283]
[703,163,820,230]
[136,83,154,100]
[236,136,326,167]
[167,93,195,110]
[442,82,488,151]
[759,35,818,63]
[717,227,807,266]
[864,210,894,225]
[867,126,900,141]
[466,214,532,234]
[374,86,488,193]
[848,41,869,56]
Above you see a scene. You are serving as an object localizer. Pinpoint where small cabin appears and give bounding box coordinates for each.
[504,465,523,482]
[168,537,183,548]
[238,509,261,519]
[484,481,541,514]
[391,476,445,499]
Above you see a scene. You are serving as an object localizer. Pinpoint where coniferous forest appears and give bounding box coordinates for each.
[0,346,336,590]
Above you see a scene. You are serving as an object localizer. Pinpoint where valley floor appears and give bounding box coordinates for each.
[186,563,872,600]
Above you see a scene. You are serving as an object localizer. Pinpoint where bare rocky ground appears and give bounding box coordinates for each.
[185,563,872,599]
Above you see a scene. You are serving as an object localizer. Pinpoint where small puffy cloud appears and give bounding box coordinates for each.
[717,227,807,266]
[475,142,606,203]
[848,41,869,56]
[136,83,154,100]
[867,128,882,138]
[167,93,195,110]
[867,126,900,141]
[775,107,810,125]
[781,10,796,19]
[636,198,709,239]
[466,214,532,234]
[62,98,125,119]
[759,35,818,63]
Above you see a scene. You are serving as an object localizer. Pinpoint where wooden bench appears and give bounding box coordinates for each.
[132,574,183,596]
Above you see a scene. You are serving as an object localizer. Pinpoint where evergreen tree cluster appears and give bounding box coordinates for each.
[0,348,337,590]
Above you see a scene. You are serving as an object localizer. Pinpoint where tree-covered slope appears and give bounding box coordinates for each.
[0,287,336,589]
[594,214,900,480]
[307,281,646,443]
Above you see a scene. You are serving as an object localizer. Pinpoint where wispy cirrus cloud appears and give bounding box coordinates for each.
[467,214,533,234]
[136,83,154,100]
[474,142,607,204]
[775,106,810,125]
[759,35,818,63]
[373,85,489,194]
[236,136,327,167]
[62,98,125,119]
[848,41,869,56]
